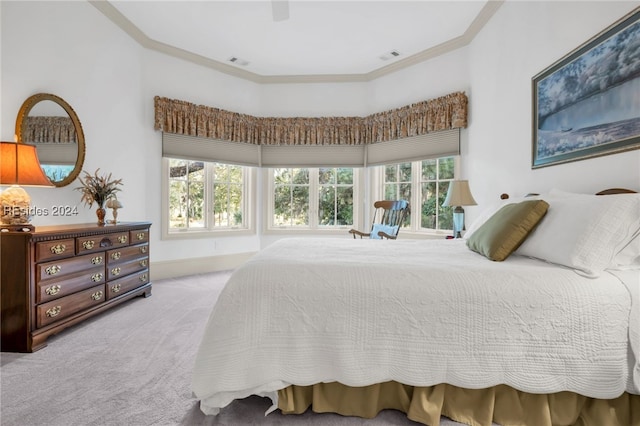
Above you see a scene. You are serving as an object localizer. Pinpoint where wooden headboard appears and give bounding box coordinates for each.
[595,188,638,195]
[500,188,637,200]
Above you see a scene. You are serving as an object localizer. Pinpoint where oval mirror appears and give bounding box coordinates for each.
[15,93,86,187]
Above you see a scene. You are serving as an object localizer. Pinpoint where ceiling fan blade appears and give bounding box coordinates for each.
[271,0,289,22]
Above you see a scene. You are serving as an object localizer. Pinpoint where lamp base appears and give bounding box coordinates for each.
[452,206,465,239]
[1,185,32,225]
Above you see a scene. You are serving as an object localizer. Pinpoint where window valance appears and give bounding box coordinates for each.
[154,91,467,147]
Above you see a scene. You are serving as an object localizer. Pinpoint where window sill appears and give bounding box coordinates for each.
[161,228,255,240]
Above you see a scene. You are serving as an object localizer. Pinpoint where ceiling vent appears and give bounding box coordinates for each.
[228,56,249,66]
[379,50,401,61]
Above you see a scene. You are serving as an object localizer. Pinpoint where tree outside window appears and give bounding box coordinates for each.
[169,159,204,229]
[383,162,412,227]
[421,157,454,231]
[213,163,243,227]
[271,168,355,229]
[319,168,353,226]
[273,168,310,226]
[168,159,246,232]
[381,157,456,233]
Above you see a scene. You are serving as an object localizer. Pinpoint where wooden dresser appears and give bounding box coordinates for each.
[1,222,152,352]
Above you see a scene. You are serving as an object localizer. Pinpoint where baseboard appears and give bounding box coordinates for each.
[151,252,256,280]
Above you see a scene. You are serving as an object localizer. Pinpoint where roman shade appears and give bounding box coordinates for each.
[260,145,366,167]
[365,128,460,166]
[162,130,460,168]
[31,143,77,165]
[162,133,261,167]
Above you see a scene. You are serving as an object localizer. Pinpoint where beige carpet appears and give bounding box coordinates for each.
[1,271,469,426]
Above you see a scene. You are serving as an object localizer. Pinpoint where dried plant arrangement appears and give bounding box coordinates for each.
[75,169,123,209]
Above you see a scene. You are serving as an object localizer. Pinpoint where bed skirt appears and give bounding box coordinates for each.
[277,382,639,426]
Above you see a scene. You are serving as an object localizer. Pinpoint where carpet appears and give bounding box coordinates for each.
[1,271,469,426]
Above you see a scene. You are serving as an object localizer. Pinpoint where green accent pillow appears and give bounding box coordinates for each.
[466,199,549,261]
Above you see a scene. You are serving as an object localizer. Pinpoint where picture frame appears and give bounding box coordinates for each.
[532,8,640,168]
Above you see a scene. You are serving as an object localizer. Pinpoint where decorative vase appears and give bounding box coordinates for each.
[96,207,106,225]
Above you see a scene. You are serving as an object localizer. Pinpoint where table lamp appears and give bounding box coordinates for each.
[1,141,54,231]
[443,180,477,238]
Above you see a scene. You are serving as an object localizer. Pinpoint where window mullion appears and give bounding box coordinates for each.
[310,169,318,228]
[411,161,420,232]
[205,163,214,230]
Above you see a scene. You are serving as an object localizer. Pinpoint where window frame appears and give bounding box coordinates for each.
[263,167,364,234]
[161,157,256,240]
[372,156,460,237]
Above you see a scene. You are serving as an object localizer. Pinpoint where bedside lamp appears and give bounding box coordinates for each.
[1,141,54,231]
[443,180,477,238]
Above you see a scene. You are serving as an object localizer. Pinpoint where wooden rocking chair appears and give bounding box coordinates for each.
[348,200,410,240]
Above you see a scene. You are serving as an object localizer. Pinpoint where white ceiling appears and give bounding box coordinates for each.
[97,0,502,83]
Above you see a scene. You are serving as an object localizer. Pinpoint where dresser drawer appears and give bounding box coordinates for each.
[35,239,75,262]
[107,257,149,280]
[130,229,149,244]
[106,243,149,264]
[76,232,129,255]
[36,266,106,304]
[37,252,106,283]
[106,269,150,300]
[37,284,106,328]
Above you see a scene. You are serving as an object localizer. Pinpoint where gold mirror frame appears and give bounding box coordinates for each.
[15,93,86,188]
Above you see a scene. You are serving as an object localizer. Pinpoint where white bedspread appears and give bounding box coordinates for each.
[192,238,639,415]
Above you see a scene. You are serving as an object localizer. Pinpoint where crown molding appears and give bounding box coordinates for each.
[90,0,504,85]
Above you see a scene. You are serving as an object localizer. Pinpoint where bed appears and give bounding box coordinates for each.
[192,188,640,426]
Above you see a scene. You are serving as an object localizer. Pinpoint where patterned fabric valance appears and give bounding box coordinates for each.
[23,116,77,144]
[154,91,467,146]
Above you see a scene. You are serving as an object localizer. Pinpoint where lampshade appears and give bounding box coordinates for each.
[443,180,477,207]
[1,141,53,229]
[1,142,53,186]
[443,180,476,239]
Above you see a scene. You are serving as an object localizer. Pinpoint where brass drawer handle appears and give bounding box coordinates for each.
[83,240,95,250]
[140,246,147,254]
[50,244,66,255]
[111,252,121,261]
[45,285,61,296]
[140,274,148,282]
[91,291,103,301]
[91,256,103,265]
[111,267,121,276]
[46,306,61,318]
[45,265,61,276]
[91,273,103,282]
[118,235,127,244]
[136,232,145,240]
[139,259,147,267]
[112,284,121,293]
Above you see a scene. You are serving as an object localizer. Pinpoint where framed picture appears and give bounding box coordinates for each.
[532,8,640,168]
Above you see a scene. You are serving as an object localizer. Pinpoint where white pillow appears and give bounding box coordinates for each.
[611,231,640,270]
[516,193,640,277]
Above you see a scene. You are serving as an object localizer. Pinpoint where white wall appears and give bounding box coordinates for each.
[1,1,147,227]
[466,1,640,220]
[2,0,639,270]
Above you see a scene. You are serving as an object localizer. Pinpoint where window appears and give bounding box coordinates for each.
[318,168,354,226]
[383,162,413,227]
[273,168,310,226]
[420,157,454,231]
[269,167,359,231]
[164,158,253,237]
[380,156,456,233]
